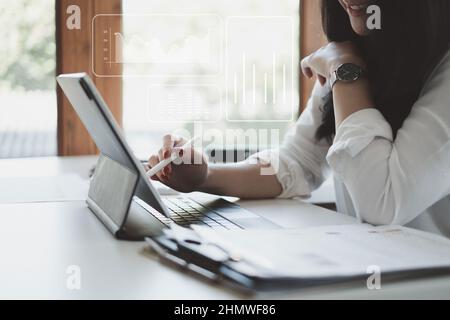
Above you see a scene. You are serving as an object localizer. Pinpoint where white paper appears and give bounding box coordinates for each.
[0,174,89,203]
[200,224,450,279]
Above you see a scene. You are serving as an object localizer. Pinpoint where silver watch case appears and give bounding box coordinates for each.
[331,63,364,89]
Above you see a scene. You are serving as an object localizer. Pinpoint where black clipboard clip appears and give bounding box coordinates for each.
[145,224,270,292]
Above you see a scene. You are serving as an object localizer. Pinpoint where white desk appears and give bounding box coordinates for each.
[0,156,449,299]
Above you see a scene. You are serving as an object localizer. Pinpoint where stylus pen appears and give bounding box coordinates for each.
[146,136,199,177]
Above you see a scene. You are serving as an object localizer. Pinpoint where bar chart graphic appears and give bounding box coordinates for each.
[225,16,295,122]
[146,85,221,123]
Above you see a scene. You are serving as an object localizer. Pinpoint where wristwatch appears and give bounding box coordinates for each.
[330,63,365,89]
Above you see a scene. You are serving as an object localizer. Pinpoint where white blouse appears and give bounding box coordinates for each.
[253,49,450,237]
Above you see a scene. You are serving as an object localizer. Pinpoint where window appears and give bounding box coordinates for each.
[120,0,300,160]
[0,0,57,158]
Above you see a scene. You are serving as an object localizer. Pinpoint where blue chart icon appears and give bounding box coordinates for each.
[225,16,296,122]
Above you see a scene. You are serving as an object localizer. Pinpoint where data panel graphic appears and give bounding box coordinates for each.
[92,14,222,77]
[146,85,221,123]
[225,16,295,122]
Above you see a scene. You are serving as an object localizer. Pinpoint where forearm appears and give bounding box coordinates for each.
[198,162,283,199]
[333,78,376,127]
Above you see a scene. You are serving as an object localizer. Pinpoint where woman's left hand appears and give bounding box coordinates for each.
[301,41,366,86]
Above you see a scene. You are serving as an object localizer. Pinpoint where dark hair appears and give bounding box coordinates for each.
[316,0,450,142]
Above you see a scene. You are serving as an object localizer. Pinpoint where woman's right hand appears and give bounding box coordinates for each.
[147,135,209,193]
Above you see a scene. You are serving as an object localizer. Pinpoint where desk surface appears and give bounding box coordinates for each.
[0,156,449,299]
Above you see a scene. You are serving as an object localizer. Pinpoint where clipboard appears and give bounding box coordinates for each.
[145,226,367,292]
[145,225,450,292]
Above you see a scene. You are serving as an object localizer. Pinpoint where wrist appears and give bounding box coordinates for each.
[333,77,371,92]
[329,55,367,77]
[330,59,367,90]
[197,165,214,193]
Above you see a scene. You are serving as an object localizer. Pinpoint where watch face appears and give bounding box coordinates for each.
[336,63,363,82]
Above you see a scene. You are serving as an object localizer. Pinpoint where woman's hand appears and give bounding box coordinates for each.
[301,41,366,86]
[302,41,375,126]
[147,135,209,193]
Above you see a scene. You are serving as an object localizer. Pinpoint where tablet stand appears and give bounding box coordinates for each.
[86,154,138,237]
[86,154,167,240]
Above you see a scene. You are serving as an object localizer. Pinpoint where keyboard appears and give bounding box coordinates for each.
[161,197,243,230]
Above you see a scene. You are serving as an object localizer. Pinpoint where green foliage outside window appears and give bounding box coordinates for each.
[0,0,55,91]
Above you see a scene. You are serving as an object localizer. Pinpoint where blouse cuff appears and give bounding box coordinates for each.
[326,108,393,179]
[248,149,311,199]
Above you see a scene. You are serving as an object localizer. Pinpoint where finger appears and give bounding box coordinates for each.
[146,163,162,181]
[161,134,176,174]
[159,147,171,160]
[162,134,186,149]
[161,135,187,174]
[158,149,165,162]
[173,136,187,148]
[161,135,174,164]
[148,155,161,176]
[163,164,171,177]
[156,149,172,178]
[301,57,314,78]
[175,147,199,166]
[172,147,185,166]
[149,155,168,182]
[301,64,314,79]
[318,74,327,86]
[159,145,174,176]
[150,174,160,182]
[147,155,154,167]
[162,134,175,150]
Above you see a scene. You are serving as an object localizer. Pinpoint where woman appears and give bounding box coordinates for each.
[148,0,450,236]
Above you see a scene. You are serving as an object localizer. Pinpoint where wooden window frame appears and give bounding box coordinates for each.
[56,0,122,156]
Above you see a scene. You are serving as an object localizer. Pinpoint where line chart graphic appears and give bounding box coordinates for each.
[113,31,212,64]
[92,14,222,77]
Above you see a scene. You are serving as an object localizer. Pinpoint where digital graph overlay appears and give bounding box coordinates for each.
[225,17,295,122]
[92,14,222,77]
[146,85,221,123]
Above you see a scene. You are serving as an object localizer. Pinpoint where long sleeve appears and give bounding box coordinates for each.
[326,51,450,226]
[250,82,332,198]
